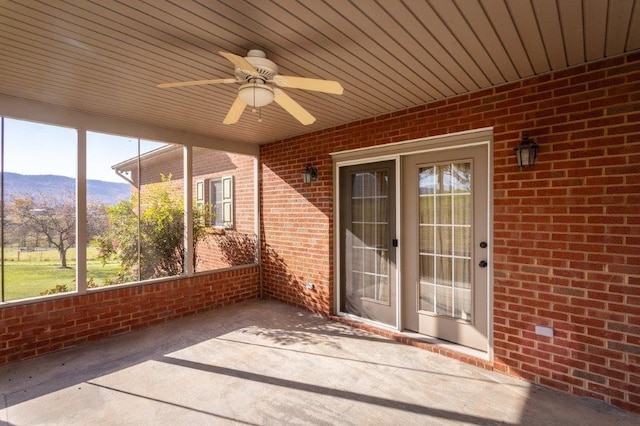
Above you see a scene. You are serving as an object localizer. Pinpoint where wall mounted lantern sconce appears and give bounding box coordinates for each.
[514,132,539,169]
[302,164,318,184]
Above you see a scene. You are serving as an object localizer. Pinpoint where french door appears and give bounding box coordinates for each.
[339,161,397,327]
[401,145,489,351]
[336,139,490,351]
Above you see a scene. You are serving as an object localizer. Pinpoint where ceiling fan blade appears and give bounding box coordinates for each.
[157,78,236,88]
[272,75,343,95]
[273,88,315,125]
[223,96,247,125]
[218,51,259,76]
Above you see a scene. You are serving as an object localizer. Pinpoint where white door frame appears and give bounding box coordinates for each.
[332,127,494,354]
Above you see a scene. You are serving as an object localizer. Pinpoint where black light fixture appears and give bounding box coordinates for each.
[302,164,318,184]
[514,132,539,168]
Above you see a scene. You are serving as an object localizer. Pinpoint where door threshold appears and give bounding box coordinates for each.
[400,330,491,361]
[332,313,491,364]
[335,312,398,332]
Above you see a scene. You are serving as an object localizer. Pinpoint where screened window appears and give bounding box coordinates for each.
[191,147,256,272]
[1,118,77,301]
[87,133,182,286]
[0,118,257,304]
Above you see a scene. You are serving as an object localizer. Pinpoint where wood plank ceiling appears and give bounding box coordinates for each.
[0,0,639,145]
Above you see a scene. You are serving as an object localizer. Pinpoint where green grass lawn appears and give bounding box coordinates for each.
[2,247,120,301]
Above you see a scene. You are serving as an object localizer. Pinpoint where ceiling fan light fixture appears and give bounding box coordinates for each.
[238,83,274,107]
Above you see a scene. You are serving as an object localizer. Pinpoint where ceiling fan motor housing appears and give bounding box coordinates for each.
[236,49,278,83]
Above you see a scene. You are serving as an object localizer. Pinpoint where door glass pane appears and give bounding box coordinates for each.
[363,198,376,222]
[363,224,376,246]
[376,224,388,248]
[436,195,452,224]
[454,226,471,257]
[436,256,452,286]
[454,258,471,289]
[452,163,471,193]
[454,288,472,320]
[419,255,435,282]
[454,194,471,225]
[418,167,436,194]
[418,161,473,321]
[377,276,389,300]
[377,197,388,222]
[363,274,376,299]
[347,271,363,315]
[436,164,452,194]
[436,285,453,315]
[349,170,390,304]
[363,172,377,196]
[352,223,363,243]
[419,196,434,223]
[419,225,434,253]
[435,226,452,255]
[364,248,376,273]
[352,248,363,271]
[378,249,389,275]
[352,198,362,221]
[420,282,435,311]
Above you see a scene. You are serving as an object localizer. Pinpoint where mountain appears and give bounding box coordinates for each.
[3,172,130,205]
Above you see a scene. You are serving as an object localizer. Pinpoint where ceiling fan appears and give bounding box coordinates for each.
[157,49,344,125]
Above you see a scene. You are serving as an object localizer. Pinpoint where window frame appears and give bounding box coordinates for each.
[209,175,234,229]
[0,102,259,306]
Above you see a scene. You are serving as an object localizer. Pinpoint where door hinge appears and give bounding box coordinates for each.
[392,238,398,247]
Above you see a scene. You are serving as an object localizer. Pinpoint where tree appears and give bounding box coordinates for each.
[10,189,76,268]
[8,189,109,269]
[95,175,209,283]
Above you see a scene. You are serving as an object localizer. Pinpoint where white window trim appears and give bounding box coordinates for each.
[209,176,234,229]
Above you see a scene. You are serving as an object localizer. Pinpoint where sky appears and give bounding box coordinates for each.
[2,118,163,182]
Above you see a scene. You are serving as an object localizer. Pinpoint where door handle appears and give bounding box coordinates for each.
[479,260,488,268]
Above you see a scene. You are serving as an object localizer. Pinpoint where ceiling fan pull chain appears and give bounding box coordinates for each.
[251,80,263,121]
[252,81,258,113]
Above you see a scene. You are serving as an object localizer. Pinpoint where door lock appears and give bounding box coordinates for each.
[478,260,488,268]
[479,241,487,248]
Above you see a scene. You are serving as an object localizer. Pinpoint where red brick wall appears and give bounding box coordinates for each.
[260,149,334,314]
[260,53,640,412]
[124,146,256,271]
[0,266,259,365]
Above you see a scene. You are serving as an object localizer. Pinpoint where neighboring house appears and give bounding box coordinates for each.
[112,145,256,271]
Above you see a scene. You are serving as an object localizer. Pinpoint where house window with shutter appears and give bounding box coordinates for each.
[210,176,234,228]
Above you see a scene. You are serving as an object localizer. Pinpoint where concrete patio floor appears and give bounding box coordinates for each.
[1,300,638,425]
